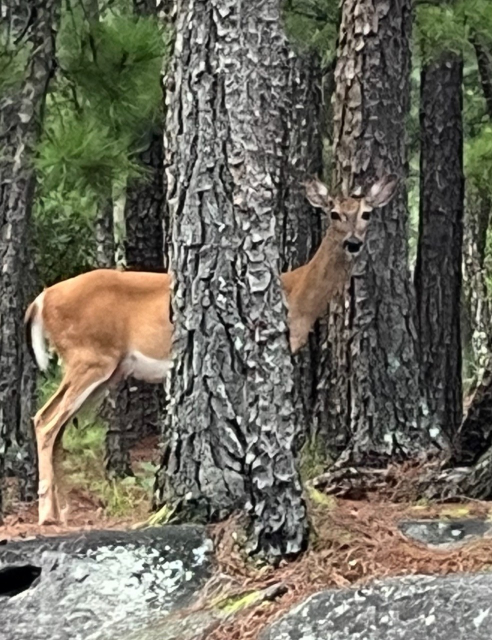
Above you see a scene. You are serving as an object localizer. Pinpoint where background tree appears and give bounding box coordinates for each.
[325,0,431,464]
[415,47,464,448]
[104,0,168,478]
[0,0,60,519]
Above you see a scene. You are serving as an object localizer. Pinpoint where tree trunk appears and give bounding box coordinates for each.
[326,0,432,464]
[461,192,490,390]
[154,0,307,559]
[6,247,40,503]
[0,0,59,520]
[95,195,116,268]
[415,52,464,449]
[451,37,492,465]
[471,34,492,120]
[278,52,324,458]
[103,0,168,478]
[105,127,166,478]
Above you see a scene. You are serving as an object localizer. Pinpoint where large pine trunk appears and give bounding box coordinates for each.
[0,0,59,519]
[154,0,308,559]
[326,0,431,464]
[415,53,464,450]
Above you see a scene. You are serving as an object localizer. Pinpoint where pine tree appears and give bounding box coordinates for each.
[327,0,430,463]
[153,0,310,559]
[0,0,60,519]
[415,48,464,447]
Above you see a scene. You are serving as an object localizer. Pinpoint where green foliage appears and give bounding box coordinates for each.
[32,1,171,286]
[417,0,492,62]
[38,370,155,519]
[283,0,339,66]
[466,125,492,194]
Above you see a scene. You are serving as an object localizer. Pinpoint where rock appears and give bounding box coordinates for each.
[399,519,492,549]
[260,573,492,640]
[0,526,213,640]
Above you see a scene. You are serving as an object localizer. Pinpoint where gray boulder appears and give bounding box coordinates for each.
[0,525,213,640]
[260,573,492,640]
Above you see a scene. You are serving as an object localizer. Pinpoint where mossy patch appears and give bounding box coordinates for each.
[299,436,331,483]
[307,485,336,509]
[440,506,471,519]
[213,590,265,616]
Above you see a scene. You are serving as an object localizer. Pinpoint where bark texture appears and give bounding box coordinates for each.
[327,0,431,463]
[472,35,492,120]
[154,0,307,558]
[415,53,464,448]
[94,196,116,268]
[0,0,58,518]
[278,53,324,452]
[461,192,491,386]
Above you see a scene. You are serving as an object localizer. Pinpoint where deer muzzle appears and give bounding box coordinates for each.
[343,236,363,255]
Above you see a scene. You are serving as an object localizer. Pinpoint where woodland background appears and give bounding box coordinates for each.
[1,0,492,560]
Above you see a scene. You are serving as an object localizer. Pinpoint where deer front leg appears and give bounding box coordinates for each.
[288,311,312,354]
[36,418,62,525]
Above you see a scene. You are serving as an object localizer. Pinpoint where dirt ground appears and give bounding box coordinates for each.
[3,444,492,640]
[0,436,159,541]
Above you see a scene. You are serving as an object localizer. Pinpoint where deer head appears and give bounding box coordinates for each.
[304,174,399,256]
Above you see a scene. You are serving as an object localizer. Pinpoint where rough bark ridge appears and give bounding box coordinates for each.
[461,192,491,387]
[103,0,167,479]
[278,52,324,452]
[472,35,492,120]
[329,0,430,463]
[95,196,116,268]
[415,53,464,448]
[155,0,307,558]
[0,0,59,518]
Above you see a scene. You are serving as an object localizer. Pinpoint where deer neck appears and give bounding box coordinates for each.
[284,228,352,353]
[302,229,351,309]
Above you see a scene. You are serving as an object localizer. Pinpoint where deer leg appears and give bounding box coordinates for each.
[34,360,118,525]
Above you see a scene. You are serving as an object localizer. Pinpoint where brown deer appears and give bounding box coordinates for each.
[24,174,398,525]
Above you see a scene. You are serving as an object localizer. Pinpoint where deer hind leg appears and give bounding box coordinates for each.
[34,359,118,525]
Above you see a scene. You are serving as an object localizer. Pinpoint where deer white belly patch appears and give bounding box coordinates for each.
[122,351,172,384]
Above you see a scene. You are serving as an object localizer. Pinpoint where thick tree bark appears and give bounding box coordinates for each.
[415,53,464,448]
[154,0,307,559]
[0,0,59,519]
[326,0,432,464]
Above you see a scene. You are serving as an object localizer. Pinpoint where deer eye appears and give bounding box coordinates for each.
[331,211,341,221]
[361,211,371,221]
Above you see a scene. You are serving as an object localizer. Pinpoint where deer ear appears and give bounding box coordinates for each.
[365,174,399,209]
[304,178,333,209]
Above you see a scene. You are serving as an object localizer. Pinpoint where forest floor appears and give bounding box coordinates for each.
[1,426,160,540]
[3,427,492,640]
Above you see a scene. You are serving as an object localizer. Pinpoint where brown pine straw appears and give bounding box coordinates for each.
[205,490,492,640]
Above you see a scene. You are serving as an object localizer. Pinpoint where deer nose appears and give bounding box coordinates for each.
[343,237,363,255]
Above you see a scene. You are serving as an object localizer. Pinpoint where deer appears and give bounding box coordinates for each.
[24,174,398,525]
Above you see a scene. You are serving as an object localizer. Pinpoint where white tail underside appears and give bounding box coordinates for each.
[31,292,50,371]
